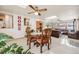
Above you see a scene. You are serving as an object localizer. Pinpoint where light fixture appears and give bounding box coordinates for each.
[34,12,38,15]
[5,15,9,19]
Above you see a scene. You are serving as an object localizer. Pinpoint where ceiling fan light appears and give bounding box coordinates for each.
[34,12,38,15]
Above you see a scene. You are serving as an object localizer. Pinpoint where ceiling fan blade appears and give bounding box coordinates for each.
[39,8,47,12]
[35,6,38,11]
[28,11,34,14]
[29,5,36,11]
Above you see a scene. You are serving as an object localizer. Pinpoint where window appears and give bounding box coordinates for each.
[67,22,74,32]
[0,13,13,29]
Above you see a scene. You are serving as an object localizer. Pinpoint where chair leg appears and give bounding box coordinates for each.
[40,44,42,53]
[29,41,31,49]
[27,38,29,45]
[27,40,28,45]
[50,37,51,44]
[48,42,50,50]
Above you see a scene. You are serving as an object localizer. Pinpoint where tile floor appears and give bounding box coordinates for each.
[6,35,79,54]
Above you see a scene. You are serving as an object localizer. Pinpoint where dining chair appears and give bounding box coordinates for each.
[26,27,37,49]
[36,28,52,53]
[42,28,52,44]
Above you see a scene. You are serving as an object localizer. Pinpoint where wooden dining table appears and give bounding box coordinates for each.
[29,32,42,46]
[31,32,42,40]
[31,32,42,35]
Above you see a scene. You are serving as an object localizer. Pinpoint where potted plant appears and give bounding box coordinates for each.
[0,41,32,54]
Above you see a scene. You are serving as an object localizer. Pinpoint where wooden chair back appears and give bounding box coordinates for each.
[42,28,52,38]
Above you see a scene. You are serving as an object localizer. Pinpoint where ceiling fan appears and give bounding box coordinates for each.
[28,5,47,16]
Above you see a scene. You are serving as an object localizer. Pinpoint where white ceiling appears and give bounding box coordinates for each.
[0,5,79,19]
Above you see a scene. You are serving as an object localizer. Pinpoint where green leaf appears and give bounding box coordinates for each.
[16,46,23,54]
[0,41,6,48]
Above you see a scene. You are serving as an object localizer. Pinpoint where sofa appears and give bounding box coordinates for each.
[68,31,79,40]
[51,30,60,38]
